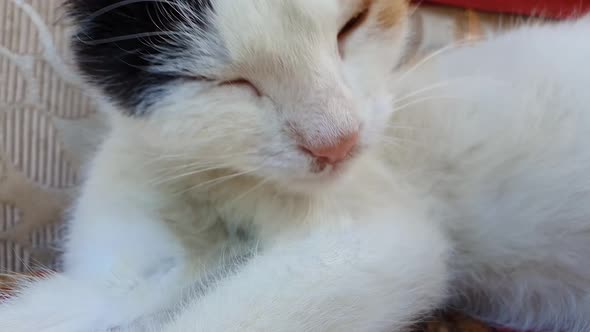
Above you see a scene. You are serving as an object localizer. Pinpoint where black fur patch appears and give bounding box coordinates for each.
[66,0,214,115]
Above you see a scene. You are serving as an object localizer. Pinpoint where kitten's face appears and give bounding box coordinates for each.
[69,0,408,191]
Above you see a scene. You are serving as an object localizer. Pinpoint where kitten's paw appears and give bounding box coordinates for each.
[0,268,183,332]
[0,273,109,332]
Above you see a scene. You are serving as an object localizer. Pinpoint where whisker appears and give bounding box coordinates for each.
[149,164,235,187]
[153,160,223,172]
[381,135,421,145]
[407,2,423,18]
[379,135,431,150]
[384,124,418,131]
[149,151,260,186]
[177,168,262,196]
[392,95,477,113]
[146,150,255,165]
[85,0,182,21]
[394,41,472,85]
[395,76,506,105]
[144,0,193,46]
[78,31,191,46]
[228,178,270,206]
[379,137,404,148]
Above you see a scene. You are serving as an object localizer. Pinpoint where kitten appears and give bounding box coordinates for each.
[1,1,590,331]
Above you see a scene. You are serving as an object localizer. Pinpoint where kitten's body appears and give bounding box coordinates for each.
[1,1,590,331]
[390,20,590,330]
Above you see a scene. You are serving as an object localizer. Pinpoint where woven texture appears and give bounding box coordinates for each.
[0,0,100,272]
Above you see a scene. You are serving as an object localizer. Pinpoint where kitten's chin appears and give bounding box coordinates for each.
[273,162,355,194]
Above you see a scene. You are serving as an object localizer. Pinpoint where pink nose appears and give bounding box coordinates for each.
[300,132,359,164]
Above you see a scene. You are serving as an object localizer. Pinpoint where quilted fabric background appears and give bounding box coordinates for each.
[0,0,96,272]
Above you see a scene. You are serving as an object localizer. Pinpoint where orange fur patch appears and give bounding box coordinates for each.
[361,0,373,10]
[375,0,408,28]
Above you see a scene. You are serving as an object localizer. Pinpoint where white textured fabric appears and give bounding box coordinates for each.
[0,0,94,272]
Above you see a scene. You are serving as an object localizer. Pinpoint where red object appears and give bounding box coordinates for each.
[417,0,590,19]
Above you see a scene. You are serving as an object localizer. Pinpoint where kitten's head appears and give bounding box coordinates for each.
[67,0,408,192]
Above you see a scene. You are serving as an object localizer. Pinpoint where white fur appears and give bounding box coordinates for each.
[2,2,590,331]
[387,18,590,331]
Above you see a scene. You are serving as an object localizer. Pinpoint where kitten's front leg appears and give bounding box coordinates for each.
[166,210,450,332]
[0,138,223,332]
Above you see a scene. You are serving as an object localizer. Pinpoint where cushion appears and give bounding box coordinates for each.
[421,0,590,19]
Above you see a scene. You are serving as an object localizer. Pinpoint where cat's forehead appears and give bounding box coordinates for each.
[211,0,338,73]
[66,0,407,113]
[212,0,406,26]
[214,0,340,33]
[210,0,408,73]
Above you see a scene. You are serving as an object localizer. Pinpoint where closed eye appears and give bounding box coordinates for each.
[219,79,262,97]
[338,7,370,57]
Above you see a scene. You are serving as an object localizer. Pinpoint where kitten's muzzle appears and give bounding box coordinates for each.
[298,131,359,166]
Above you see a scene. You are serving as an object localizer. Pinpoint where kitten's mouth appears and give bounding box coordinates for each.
[310,159,346,175]
[297,130,360,177]
[272,145,361,193]
[310,164,335,178]
[305,142,361,179]
[273,158,356,194]
[306,155,357,183]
